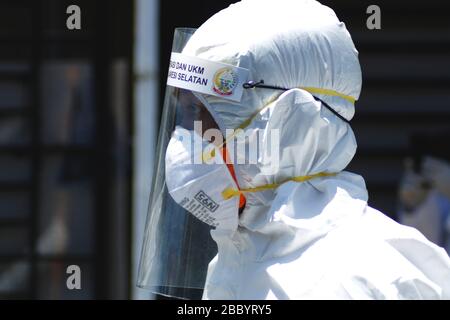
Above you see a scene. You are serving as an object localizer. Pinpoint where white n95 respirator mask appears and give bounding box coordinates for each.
[165,126,241,232]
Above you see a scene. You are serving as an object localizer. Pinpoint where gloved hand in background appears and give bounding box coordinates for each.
[422,156,450,199]
[399,158,430,212]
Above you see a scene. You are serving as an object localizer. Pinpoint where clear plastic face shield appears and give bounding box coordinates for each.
[137,28,249,299]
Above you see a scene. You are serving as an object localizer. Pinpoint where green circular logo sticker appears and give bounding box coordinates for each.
[213,67,238,96]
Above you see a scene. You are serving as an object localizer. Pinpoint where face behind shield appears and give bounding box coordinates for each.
[165,87,244,231]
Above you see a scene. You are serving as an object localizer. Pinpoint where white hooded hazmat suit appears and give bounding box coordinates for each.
[178,0,450,299]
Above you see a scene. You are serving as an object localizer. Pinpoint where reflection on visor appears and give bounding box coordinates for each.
[174,88,223,145]
[138,28,227,300]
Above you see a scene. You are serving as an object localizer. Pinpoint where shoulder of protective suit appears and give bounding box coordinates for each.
[361,206,450,298]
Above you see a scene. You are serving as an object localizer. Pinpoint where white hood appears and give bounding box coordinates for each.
[182,0,361,130]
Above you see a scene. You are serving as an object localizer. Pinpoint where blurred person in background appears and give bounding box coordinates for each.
[399,131,450,254]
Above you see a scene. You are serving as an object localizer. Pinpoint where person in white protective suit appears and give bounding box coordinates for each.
[139,0,450,300]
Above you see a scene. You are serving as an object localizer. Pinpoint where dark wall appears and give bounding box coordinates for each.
[0,0,133,299]
[322,0,450,217]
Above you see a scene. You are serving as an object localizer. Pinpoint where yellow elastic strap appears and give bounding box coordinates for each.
[201,148,216,163]
[300,87,356,104]
[222,172,337,200]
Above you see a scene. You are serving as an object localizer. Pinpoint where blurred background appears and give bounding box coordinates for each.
[0,0,448,299]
